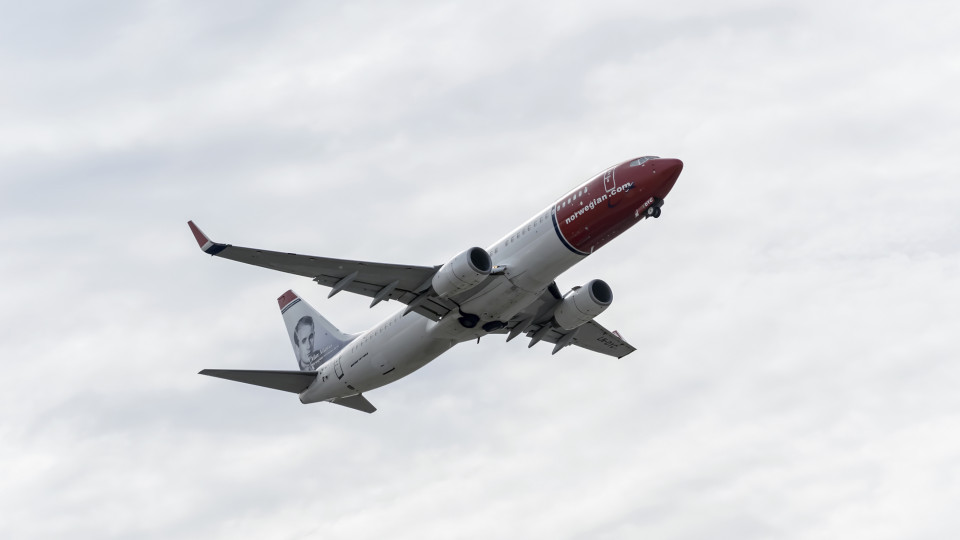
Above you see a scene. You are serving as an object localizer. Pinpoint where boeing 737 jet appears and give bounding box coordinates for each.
[191,156,683,413]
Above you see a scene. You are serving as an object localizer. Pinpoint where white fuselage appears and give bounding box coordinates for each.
[299,206,582,404]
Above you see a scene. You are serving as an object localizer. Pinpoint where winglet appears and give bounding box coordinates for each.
[187,221,227,255]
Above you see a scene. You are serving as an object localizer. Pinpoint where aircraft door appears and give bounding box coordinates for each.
[603,169,615,193]
[334,358,344,379]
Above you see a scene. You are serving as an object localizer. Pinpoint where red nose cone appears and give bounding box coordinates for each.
[652,158,683,199]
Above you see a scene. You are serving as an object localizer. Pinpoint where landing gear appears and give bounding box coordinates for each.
[458,311,480,328]
[459,314,506,332]
[482,321,507,332]
[645,199,664,218]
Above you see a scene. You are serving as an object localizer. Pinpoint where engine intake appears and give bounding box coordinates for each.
[432,247,493,298]
[554,279,613,330]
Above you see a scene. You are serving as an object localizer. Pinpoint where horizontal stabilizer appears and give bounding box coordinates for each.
[200,369,317,393]
[331,394,377,413]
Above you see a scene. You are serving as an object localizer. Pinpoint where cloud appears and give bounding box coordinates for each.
[1,0,958,538]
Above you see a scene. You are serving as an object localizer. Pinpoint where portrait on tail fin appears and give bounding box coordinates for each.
[279,290,355,372]
[293,315,323,371]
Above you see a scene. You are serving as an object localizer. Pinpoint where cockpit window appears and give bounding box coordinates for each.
[628,156,659,167]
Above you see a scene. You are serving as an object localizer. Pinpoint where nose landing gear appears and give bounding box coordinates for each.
[645,198,664,218]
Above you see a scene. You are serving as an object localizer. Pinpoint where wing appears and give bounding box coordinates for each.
[500,285,636,358]
[529,319,636,358]
[188,221,457,320]
[188,222,635,357]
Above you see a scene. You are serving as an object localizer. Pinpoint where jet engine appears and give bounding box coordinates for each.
[432,247,493,298]
[554,279,613,330]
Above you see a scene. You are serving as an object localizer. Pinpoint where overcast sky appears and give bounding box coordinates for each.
[1,1,958,538]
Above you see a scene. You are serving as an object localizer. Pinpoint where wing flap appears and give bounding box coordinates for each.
[200,369,317,393]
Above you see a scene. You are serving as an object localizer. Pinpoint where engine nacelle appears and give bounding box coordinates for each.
[432,247,493,298]
[553,279,613,330]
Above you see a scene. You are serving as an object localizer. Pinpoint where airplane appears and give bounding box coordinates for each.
[190,156,683,413]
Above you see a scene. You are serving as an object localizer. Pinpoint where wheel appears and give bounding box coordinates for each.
[652,207,661,218]
[482,321,506,332]
[646,206,656,216]
[458,313,480,328]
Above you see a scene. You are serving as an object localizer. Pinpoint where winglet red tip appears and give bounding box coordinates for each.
[278,290,300,311]
[187,220,213,251]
